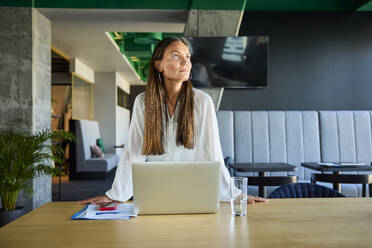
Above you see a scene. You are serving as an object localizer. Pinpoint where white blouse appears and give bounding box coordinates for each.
[105,88,232,202]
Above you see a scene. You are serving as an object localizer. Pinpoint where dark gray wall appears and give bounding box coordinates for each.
[221,12,372,110]
[131,12,372,111]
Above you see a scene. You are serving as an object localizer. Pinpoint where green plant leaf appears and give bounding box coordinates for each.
[0,129,75,211]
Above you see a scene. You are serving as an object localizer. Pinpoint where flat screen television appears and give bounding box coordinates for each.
[184,36,269,88]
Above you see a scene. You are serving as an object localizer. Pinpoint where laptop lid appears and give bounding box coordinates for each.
[132,161,221,215]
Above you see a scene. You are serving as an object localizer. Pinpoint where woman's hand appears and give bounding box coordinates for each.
[247,195,269,204]
[77,195,115,205]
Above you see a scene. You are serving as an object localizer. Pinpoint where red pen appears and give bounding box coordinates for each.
[99,202,118,211]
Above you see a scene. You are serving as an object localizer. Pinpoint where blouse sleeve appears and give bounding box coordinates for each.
[105,95,146,202]
[201,95,232,202]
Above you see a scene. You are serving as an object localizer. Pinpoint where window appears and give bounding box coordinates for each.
[117,87,129,109]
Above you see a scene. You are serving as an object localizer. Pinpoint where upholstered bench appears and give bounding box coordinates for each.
[217,111,372,197]
[69,120,120,179]
[317,111,372,196]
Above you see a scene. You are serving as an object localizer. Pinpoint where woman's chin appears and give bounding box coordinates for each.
[164,75,190,83]
[176,77,190,82]
[182,76,191,81]
[179,72,190,82]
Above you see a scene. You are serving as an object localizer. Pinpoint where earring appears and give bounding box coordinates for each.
[188,72,192,81]
[158,71,162,82]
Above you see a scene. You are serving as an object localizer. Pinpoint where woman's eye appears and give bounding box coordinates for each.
[171,53,180,59]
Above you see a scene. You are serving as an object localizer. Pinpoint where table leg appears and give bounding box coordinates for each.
[59,171,62,201]
[369,184,372,197]
[258,172,266,198]
[362,184,367,197]
[311,173,318,185]
[311,176,316,184]
[333,172,341,193]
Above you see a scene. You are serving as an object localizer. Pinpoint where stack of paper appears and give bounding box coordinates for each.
[318,162,337,166]
[71,203,137,220]
[318,162,366,167]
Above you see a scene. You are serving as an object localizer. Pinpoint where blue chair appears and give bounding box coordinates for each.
[268,183,345,198]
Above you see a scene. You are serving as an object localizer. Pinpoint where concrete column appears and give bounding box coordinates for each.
[184,4,245,110]
[184,9,244,37]
[0,7,51,212]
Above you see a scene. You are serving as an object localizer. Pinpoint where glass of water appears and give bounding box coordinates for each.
[230,177,248,216]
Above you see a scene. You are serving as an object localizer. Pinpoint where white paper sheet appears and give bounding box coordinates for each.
[71,203,137,220]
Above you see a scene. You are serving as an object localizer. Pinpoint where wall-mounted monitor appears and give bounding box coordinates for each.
[185,36,269,88]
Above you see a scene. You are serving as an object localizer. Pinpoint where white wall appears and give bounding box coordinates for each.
[94,72,116,153]
[94,72,131,156]
[115,72,131,155]
[116,106,130,155]
[116,72,130,94]
[70,58,95,83]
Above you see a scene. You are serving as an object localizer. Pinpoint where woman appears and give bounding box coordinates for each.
[79,36,267,205]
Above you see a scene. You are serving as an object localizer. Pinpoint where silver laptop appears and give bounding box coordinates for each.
[132,161,221,215]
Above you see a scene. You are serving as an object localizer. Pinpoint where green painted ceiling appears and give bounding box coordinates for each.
[2,0,372,11]
[110,32,182,82]
[358,0,372,10]
[3,0,371,82]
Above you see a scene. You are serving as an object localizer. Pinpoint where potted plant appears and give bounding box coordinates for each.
[0,129,75,227]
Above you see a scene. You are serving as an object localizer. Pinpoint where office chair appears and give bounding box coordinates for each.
[268,183,345,198]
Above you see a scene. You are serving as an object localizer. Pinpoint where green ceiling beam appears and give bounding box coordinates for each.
[0,0,34,7]
[355,0,372,10]
[39,0,188,10]
[2,0,369,11]
[1,0,190,10]
[0,0,246,10]
[244,0,366,11]
[357,0,372,10]
[189,0,246,11]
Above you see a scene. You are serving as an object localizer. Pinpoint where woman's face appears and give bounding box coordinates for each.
[157,41,192,83]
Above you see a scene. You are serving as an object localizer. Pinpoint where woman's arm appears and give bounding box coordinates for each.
[105,94,146,202]
[201,93,267,203]
[78,94,146,205]
[200,94,234,202]
[77,195,114,205]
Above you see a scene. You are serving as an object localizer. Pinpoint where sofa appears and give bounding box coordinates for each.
[217,110,372,197]
[69,120,120,179]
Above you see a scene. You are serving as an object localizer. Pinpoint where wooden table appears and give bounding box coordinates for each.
[230,163,298,197]
[302,162,372,196]
[2,199,372,248]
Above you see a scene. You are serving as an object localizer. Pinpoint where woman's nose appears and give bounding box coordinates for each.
[181,57,190,66]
